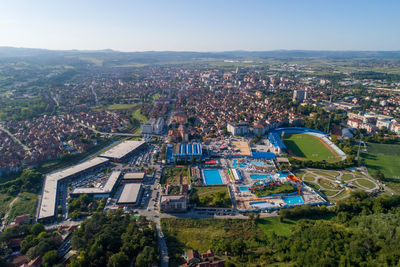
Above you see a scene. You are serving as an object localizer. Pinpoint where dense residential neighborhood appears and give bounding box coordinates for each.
[1,47,400,266]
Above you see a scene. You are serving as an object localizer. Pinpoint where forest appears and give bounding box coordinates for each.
[68,211,159,267]
[163,192,400,267]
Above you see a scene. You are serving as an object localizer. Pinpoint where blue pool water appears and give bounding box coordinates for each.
[240,186,249,191]
[166,146,173,161]
[203,169,224,185]
[251,161,268,167]
[250,174,272,180]
[249,201,277,208]
[232,160,246,169]
[283,195,304,204]
[233,160,268,169]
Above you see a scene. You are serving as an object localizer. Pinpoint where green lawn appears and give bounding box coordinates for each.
[322,190,339,197]
[355,179,376,189]
[341,173,354,182]
[331,189,350,200]
[190,186,232,208]
[284,133,339,162]
[131,107,148,123]
[361,143,400,192]
[293,170,306,178]
[304,181,320,190]
[318,178,340,190]
[256,216,296,237]
[303,174,317,182]
[107,103,139,110]
[313,170,339,178]
[253,183,297,197]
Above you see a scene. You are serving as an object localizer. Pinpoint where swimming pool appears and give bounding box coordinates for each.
[249,201,277,209]
[203,169,224,185]
[239,186,249,191]
[251,161,268,167]
[232,160,246,169]
[233,159,268,169]
[282,195,304,204]
[250,174,272,180]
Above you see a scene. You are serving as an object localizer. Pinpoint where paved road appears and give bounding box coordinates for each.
[89,85,98,106]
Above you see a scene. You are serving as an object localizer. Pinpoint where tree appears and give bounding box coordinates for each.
[231,238,246,256]
[19,169,43,193]
[107,252,129,267]
[375,170,385,181]
[42,250,58,267]
[135,246,156,267]
[30,224,45,235]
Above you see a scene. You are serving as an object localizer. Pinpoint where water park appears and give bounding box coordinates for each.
[234,173,327,211]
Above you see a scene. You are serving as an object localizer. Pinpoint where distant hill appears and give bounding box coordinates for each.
[1,46,400,65]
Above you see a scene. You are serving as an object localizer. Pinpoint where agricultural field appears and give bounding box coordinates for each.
[283,133,340,162]
[361,143,400,192]
[190,186,232,208]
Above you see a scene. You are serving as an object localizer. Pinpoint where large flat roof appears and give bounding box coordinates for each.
[172,143,202,156]
[99,140,145,160]
[71,171,121,195]
[123,172,145,180]
[117,183,142,204]
[38,157,109,220]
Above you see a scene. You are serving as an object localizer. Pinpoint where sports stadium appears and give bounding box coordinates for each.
[268,127,346,162]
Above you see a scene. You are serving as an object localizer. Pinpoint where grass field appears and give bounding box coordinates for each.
[190,186,232,208]
[0,194,14,218]
[6,192,37,222]
[283,133,339,162]
[361,143,400,192]
[161,167,190,185]
[161,217,297,266]
[341,173,354,182]
[106,103,139,110]
[131,107,147,123]
[331,189,350,200]
[361,143,400,179]
[355,178,377,189]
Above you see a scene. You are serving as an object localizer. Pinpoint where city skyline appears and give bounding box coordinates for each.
[1,0,399,52]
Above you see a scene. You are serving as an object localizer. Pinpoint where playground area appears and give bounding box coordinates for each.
[294,168,380,201]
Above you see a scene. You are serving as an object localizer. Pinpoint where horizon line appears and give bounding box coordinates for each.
[1,46,400,54]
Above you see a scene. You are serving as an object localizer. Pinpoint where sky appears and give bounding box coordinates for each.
[0,0,399,52]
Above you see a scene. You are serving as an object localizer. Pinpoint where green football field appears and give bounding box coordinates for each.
[283,133,339,162]
[361,143,400,192]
